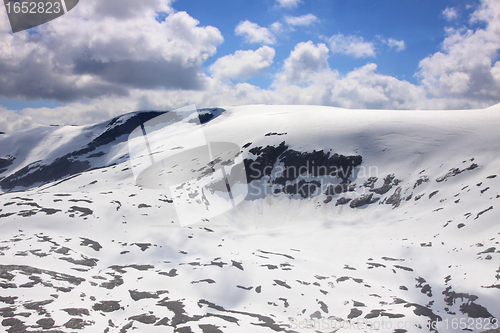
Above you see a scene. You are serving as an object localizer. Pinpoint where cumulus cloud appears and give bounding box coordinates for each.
[209,46,275,81]
[278,41,330,84]
[328,34,376,58]
[327,63,427,109]
[417,0,500,104]
[471,0,500,32]
[269,22,284,34]
[271,42,426,108]
[235,20,276,45]
[276,0,302,9]
[0,0,223,101]
[284,14,319,27]
[384,38,406,52]
[443,7,459,21]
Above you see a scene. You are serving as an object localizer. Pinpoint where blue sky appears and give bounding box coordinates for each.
[181,0,488,83]
[0,0,499,132]
[179,0,452,81]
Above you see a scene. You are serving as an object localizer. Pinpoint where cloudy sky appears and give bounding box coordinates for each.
[0,0,499,132]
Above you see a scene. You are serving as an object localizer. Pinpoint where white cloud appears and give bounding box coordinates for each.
[272,46,427,109]
[276,0,302,9]
[278,41,330,84]
[327,63,428,109]
[235,20,276,45]
[443,7,459,21]
[209,46,275,81]
[0,1,223,101]
[417,0,500,103]
[471,0,500,32]
[270,22,284,34]
[328,34,376,58]
[284,14,319,27]
[385,38,406,52]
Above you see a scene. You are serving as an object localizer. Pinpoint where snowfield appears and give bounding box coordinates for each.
[0,104,499,333]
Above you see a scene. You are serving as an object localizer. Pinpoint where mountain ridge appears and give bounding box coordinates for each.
[0,108,226,192]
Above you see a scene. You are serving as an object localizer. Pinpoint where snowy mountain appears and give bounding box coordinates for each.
[0,104,499,333]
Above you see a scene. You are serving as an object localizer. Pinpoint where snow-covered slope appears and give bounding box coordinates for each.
[0,105,499,333]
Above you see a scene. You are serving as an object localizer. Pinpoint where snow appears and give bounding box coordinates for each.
[0,104,499,332]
